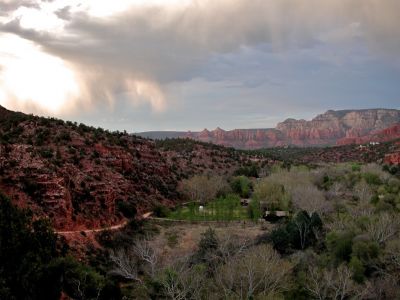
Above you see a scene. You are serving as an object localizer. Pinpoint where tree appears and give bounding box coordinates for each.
[290,184,332,215]
[305,265,365,300]
[178,175,227,203]
[270,211,323,252]
[253,179,289,211]
[366,213,400,245]
[230,176,251,198]
[192,228,219,266]
[110,237,161,280]
[247,198,262,221]
[109,248,141,282]
[215,245,292,299]
[292,211,323,250]
[349,181,374,217]
[0,192,59,299]
[160,259,207,300]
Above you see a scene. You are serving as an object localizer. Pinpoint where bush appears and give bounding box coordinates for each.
[117,201,137,219]
[153,205,170,218]
[230,176,252,198]
[269,211,323,253]
[326,231,354,263]
[233,164,259,177]
[363,172,382,185]
[0,192,58,299]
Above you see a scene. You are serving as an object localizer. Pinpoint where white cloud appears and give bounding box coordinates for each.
[0,0,399,117]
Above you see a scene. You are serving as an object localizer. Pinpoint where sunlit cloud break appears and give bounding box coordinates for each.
[0,33,79,114]
[0,0,399,127]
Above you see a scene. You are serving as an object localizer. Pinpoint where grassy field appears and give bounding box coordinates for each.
[167,195,254,221]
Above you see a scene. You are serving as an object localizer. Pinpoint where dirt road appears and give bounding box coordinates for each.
[56,212,153,235]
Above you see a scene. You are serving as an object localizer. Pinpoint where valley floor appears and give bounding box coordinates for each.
[147,221,272,265]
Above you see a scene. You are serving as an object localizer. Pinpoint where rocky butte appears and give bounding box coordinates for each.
[138,109,400,149]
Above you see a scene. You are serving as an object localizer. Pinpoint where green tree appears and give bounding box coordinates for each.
[230,176,252,198]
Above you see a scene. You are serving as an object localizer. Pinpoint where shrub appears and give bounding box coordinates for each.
[326,231,354,263]
[117,201,137,219]
[153,205,170,218]
[363,173,382,185]
[230,176,251,198]
[270,211,323,253]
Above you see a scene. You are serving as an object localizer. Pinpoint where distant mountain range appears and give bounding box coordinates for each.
[138,109,400,149]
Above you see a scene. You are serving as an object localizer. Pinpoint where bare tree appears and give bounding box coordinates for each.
[109,238,161,281]
[349,181,374,217]
[325,215,355,232]
[305,265,367,300]
[72,274,102,300]
[326,181,346,200]
[178,175,227,203]
[354,181,373,203]
[290,184,332,215]
[160,257,206,300]
[305,266,331,300]
[133,239,160,277]
[366,213,400,245]
[215,244,292,299]
[109,248,142,282]
[293,214,312,250]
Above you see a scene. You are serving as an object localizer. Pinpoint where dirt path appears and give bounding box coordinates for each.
[56,220,129,235]
[56,212,153,235]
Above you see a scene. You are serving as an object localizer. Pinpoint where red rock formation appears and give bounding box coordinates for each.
[0,105,179,231]
[140,109,400,149]
[337,123,400,145]
[384,152,400,165]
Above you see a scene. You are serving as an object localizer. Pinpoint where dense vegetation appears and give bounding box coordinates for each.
[3,155,400,298]
[0,192,121,300]
[116,163,400,299]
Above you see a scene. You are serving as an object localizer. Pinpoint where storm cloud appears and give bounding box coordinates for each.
[0,0,399,130]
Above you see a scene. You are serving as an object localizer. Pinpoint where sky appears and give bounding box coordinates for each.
[0,0,399,132]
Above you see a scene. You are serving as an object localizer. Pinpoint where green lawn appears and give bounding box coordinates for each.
[167,195,255,221]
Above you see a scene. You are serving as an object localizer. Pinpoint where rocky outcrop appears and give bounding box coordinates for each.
[0,105,179,231]
[140,109,400,149]
[272,109,400,146]
[337,124,400,145]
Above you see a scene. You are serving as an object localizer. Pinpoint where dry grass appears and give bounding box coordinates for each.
[148,222,270,265]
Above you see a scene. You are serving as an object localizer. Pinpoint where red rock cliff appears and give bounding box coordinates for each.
[171,109,400,149]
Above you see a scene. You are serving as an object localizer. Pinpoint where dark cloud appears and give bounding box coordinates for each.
[0,0,399,128]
